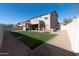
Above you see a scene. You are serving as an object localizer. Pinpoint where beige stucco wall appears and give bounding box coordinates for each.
[22,22,26,31]
[30,18,39,25]
[30,14,51,31]
[42,14,51,31]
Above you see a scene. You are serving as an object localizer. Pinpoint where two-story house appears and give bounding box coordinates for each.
[16,11,60,32]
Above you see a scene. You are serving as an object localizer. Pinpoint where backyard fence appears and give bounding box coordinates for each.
[67,18,79,56]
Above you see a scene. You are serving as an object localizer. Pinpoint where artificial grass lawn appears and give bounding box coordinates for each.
[11,31,56,50]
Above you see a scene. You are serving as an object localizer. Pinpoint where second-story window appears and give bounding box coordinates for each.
[18,23,20,25]
[44,17,48,20]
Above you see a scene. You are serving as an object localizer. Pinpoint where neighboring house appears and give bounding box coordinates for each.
[16,11,60,32]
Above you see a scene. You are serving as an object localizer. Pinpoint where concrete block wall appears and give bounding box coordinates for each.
[67,18,79,55]
[0,25,4,51]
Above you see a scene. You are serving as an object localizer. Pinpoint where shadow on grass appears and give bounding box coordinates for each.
[11,32,45,50]
[1,31,75,56]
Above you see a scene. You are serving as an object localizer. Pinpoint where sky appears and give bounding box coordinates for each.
[0,3,79,24]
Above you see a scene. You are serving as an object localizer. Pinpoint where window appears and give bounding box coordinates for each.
[44,17,48,20]
[18,23,20,25]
